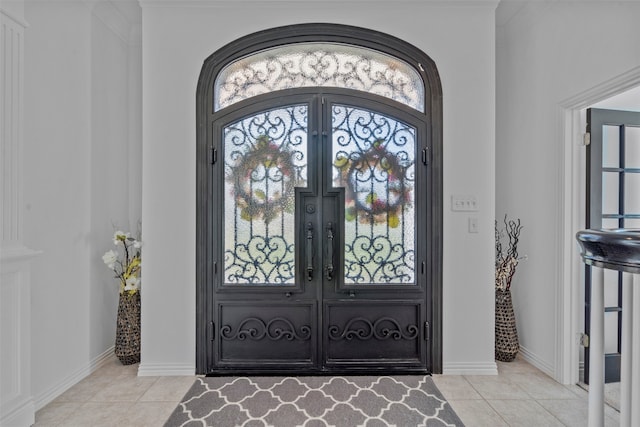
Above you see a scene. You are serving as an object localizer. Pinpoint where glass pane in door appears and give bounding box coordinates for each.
[626,126,640,168]
[223,105,308,285]
[332,105,416,284]
[602,171,620,216]
[602,125,620,168]
[625,173,640,214]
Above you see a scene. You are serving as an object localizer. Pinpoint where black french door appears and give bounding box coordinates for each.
[585,108,640,383]
[204,91,431,374]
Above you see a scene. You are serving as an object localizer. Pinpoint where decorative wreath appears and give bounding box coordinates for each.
[229,135,299,224]
[334,139,411,228]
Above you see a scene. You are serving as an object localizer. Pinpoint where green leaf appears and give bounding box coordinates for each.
[388,213,400,228]
[365,193,377,204]
[334,155,348,169]
[380,157,391,170]
[345,207,357,222]
[240,208,252,221]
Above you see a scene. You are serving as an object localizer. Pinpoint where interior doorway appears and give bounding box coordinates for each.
[583,107,640,385]
[560,81,640,390]
[556,68,640,388]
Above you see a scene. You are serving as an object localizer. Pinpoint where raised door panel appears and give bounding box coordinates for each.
[323,300,424,367]
[216,302,317,368]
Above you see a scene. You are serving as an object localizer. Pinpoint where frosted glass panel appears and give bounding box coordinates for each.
[626,126,640,168]
[602,172,619,215]
[332,105,415,284]
[624,173,640,214]
[224,105,308,285]
[602,126,620,168]
[215,43,424,112]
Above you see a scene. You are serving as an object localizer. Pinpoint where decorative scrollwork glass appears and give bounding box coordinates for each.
[332,105,416,284]
[224,105,308,285]
[215,43,424,112]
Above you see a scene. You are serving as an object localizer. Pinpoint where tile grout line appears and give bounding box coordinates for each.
[461,374,511,426]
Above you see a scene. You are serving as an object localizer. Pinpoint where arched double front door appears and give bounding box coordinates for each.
[196,25,442,375]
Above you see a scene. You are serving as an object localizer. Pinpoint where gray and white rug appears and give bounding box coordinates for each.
[164,375,464,426]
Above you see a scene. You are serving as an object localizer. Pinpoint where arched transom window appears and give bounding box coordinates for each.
[214,42,425,112]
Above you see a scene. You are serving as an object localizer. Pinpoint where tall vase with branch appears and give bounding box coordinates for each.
[495,215,524,362]
[495,216,524,292]
[103,230,142,365]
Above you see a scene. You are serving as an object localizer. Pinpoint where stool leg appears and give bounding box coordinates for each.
[588,266,604,427]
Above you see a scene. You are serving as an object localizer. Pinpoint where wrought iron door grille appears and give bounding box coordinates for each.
[332,105,416,284]
[223,105,308,285]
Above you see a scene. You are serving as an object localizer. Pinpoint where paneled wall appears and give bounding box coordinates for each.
[1,5,25,246]
[1,6,37,425]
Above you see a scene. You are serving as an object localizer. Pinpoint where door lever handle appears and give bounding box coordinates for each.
[306,222,313,281]
[326,222,334,281]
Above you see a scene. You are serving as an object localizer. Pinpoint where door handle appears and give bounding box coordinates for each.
[306,222,313,281]
[326,222,334,281]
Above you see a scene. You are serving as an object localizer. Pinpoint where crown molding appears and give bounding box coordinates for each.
[138,0,499,9]
[88,0,140,45]
[496,0,553,30]
[0,7,28,28]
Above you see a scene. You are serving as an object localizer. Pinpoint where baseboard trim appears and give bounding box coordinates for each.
[519,345,555,378]
[138,361,496,376]
[34,346,116,410]
[137,363,195,376]
[0,396,35,427]
[442,361,498,375]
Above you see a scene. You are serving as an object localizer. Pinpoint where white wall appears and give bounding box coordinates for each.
[1,2,37,424]
[496,0,640,379]
[139,0,498,375]
[22,0,141,407]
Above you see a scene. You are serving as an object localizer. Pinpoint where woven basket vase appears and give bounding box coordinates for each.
[495,288,519,362]
[115,292,141,365]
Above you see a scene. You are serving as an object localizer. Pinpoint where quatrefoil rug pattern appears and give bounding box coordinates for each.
[164,375,464,427]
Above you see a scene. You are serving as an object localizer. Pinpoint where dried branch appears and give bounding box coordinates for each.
[495,214,524,291]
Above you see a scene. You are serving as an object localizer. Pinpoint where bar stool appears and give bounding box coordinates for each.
[576,229,640,427]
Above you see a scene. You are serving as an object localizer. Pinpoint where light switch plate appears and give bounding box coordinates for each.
[468,217,479,233]
[451,195,479,212]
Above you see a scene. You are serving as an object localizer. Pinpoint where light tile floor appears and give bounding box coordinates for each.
[34,360,196,427]
[434,356,620,426]
[34,355,620,426]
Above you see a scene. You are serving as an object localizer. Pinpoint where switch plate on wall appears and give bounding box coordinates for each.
[468,217,479,233]
[451,195,479,211]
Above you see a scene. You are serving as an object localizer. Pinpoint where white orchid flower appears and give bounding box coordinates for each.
[133,240,142,249]
[124,275,140,291]
[102,250,118,269]
[113,230,130,244]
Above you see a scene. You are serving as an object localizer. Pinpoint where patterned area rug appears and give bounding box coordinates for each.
[164,375,464,426]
